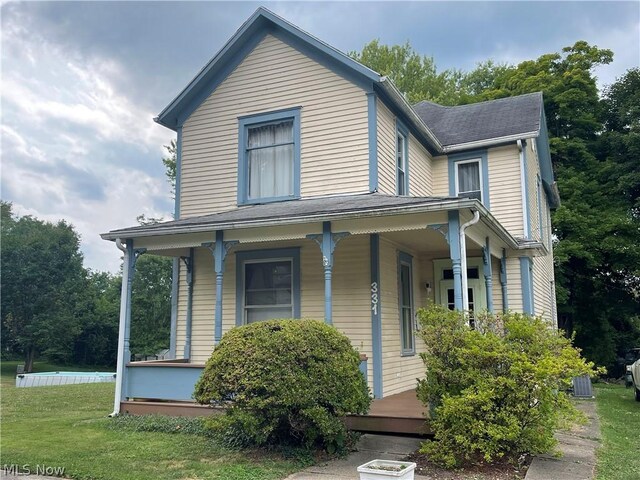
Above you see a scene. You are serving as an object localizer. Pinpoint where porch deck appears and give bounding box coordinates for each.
[121,388,430,435]
[345,389,431,435]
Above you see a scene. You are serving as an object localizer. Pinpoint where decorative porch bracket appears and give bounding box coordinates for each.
[306,221,350,324]
[500,248,509,312]
[447,211,463,310]
[180,249,194,359]
[482,237,494,313]
[427,223,449,244]
[203,231,239,345]
[120,243,146,401]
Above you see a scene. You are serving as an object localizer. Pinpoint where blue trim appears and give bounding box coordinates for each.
[448,149,490,208]
[174,127,182,219]
[359,357,368,385]
[448,211,463,310]
[398,250,415,356]
[306,223,350,325]
[202,232,238,345]
[483,237,494,313]
[536,175,543,240]
[374,86,439,156]
[271,28,375,92]
[535,106,559,208]
[126,364,205,402]
[175,32,267,128]
[370,234,383,399]
[169,258,179,358]
[235,247,301,326]
[522,142,532,238]
[396,119,410,195]
[156,7,380,130]
[520,257,534,315]
[237,107,301,205]
[367,92,378,192]
[182,249,195,359]
[500,248,508,312]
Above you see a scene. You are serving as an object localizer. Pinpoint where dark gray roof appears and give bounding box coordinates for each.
[413,92,543,148]
[102,193,466,239]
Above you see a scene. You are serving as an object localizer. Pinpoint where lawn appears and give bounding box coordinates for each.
[594,383,640,480]
[1,361,311,480]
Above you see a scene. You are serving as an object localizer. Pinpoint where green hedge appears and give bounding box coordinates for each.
[194,319,370,451]
[416,305,601,467]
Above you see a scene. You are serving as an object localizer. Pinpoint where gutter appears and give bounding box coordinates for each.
[443,131,540,154]
[110,238,129,417]
[102,198,519,249]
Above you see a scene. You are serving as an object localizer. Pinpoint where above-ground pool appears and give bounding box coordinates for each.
[16,371,116,388]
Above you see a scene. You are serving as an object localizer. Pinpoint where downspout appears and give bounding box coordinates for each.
[460,210,480,312]
[110,238,129,417]
[518,139,530,239]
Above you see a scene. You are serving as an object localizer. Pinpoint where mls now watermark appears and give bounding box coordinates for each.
[3,464,65,476]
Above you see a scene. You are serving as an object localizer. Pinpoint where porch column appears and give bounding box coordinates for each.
[483,237,494,313]
[169,258,179,359]
[112,240,145,415]
[203,231,238,346]
[370,234,383,399]
[181,248,194,359]
[500,248,509,312]
[307,221,350,324]
[447,211,463,310]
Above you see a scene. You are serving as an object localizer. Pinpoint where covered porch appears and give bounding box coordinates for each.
[103,193,537,430]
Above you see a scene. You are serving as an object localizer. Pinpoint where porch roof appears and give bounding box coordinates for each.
[102,193,538,252]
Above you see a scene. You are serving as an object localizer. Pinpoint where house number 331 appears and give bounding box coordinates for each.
[371,282,379,315]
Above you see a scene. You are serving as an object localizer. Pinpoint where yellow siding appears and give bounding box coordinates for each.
[379,236,425,397]
[526,140,541,241]
[506,257,523,312]
[492,256,503,311]
[488,145,524,236]
[177,237,373,384]
[180,34,369,217]
[431,155,449,196]
[408,135,432,196]
[377,100,396,194]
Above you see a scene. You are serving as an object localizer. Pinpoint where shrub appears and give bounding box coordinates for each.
[194,319,370,452]
[416,305,602,467]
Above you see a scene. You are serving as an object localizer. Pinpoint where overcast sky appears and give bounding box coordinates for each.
[2,1,639,273]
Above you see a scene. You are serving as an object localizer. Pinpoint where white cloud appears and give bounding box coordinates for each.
[1,8,174,272]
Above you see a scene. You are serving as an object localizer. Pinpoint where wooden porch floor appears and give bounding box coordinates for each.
[344,389,431,435]
[122,389,430,435]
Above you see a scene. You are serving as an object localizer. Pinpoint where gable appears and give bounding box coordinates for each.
[178,34,370,217]
[156,8,380,130]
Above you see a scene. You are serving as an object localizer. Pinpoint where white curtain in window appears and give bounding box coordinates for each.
[458,162,481,198]
[248,121,293,199]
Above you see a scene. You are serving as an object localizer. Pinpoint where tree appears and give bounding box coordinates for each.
[162,139,177,202]
[72,270,120,366]
[130,254,172,357]
[350,40,464,105]
[353,39,638,370]
[1,203,87,371]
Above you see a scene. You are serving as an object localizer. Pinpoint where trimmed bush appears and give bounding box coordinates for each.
[416,305,602,467]
[194,319,370,451]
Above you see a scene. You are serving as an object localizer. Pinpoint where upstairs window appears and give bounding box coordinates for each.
[455,159,482,201]
[238,108,301,204]
[396,121,409,195]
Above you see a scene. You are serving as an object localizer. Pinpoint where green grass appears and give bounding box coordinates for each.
[594,383,640,480]
[1,360,312,479]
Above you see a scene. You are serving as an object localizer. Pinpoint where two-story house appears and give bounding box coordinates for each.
[102,8,559,421]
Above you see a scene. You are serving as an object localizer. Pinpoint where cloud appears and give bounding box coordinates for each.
[1,5,174,272]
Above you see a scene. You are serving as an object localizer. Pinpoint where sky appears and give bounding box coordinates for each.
[1,1,639,273]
